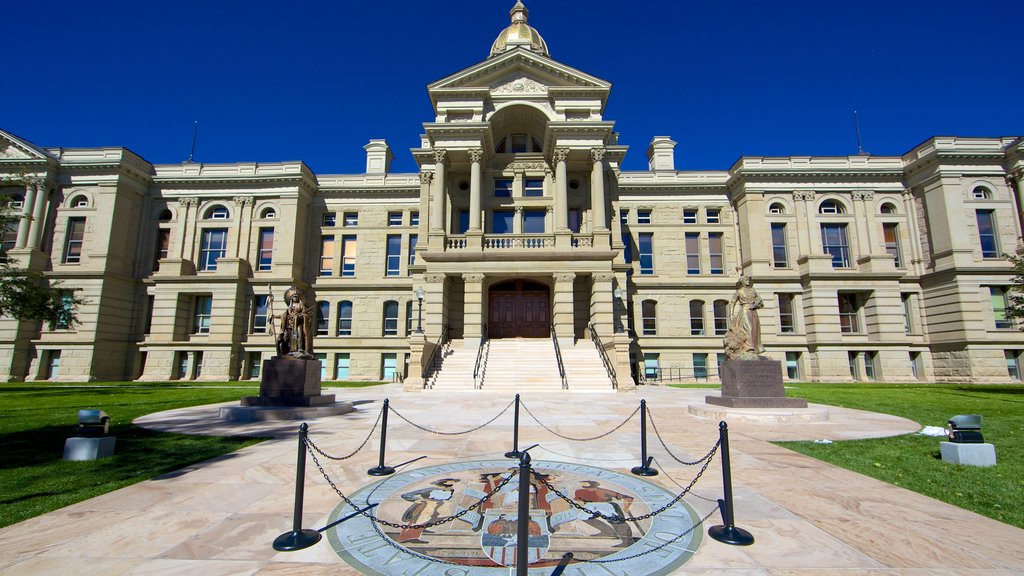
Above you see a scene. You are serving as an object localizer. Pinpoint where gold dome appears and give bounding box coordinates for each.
[489,1,549,58]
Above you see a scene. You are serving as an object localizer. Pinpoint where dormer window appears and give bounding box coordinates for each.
[495,134,542,153]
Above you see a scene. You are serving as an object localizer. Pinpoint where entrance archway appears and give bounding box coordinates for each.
[488,279,550,338]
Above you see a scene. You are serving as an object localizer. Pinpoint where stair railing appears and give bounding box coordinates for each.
[421,324,450,389]
[550,326,569,390]
[588,322,617,390]
[472,323,489,390]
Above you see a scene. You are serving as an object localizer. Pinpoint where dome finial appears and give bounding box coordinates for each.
[490,0,549,58]
[510,1,528,24]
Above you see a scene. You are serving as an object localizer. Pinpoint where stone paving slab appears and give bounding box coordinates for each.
[0,384,1020,575]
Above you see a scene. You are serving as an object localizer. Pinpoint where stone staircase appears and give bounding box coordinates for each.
[426,340,475,390]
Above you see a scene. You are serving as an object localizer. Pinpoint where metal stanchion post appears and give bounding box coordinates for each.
[505,394,522,459]
[708,420,754,546]
[516,451,532,576]
[272,423,323,551]
[551,552,574,575]
[367,399,396,476]
[631,399,658,476]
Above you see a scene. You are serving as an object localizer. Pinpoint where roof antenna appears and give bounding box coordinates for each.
[185,120,199,163]
[854,110,870,156]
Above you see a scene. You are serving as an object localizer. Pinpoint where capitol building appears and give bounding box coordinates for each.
[2,2,1023,388]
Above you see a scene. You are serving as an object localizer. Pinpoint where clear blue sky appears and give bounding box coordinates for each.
[3,1,1021,173]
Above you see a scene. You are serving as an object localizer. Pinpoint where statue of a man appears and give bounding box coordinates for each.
[723,274,764,359]
[273,286,314,359]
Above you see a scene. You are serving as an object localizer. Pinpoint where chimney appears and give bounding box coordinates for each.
[646,136,677,171]
[364,140,393,174]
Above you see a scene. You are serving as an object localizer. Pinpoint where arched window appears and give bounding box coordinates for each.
[337,301,353,336]
[8,194,25,210]
[641,300,657,336]
[204,205,230,220]
[713,300,729,336]
[260,206,277,219]
[690,300,705,336]
[316,301,330,336]
[879,202,898,214]
[972,186,992,200]
[158,209,173,221]
[818,200,845,214]
[383,300,399,336]
[768,202,786,215]
[495,133,542,153]
[69,195,89,208]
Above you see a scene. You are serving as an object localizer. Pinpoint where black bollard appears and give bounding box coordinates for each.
[550,552,574,575]
[505,394,522,459]
[273,423,323,551]
[367,399,396,476]
[516,451,533,576]
[707,420,754,546]
[631,399,658,476]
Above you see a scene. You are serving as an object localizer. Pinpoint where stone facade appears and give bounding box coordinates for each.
[1,3,1023,385]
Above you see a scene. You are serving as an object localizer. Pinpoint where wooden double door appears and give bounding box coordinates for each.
[488,280,550,338]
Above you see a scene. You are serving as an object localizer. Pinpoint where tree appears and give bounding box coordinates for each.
[0,179,84,328]
[1004,251,1024,329]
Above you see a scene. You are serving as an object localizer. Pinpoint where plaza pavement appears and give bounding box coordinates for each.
[0,384,1022,575]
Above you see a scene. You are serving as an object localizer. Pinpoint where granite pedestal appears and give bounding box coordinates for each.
[939,441,997,467]
[63,436,116,461]
[706,358,807,408]
[221,356,353,422]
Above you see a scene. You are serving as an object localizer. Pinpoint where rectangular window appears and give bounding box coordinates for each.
[991,286,1011,329]
[910,352,922,380]
[713,300,728,335]
[778,293,795,333]
[406,301,414,336]
[568,209,581,234]
[902,293,913,333]
[319,235,335,277]
[257,227,274,271]
[343,212,358,227]
[643,353,660,381]
[693,353,708,380]
[523,210,545,234]
[977,210,998,258]
[193,295,212,334]
[45,350,61,380]
[176,351,189,380]
[382,353,398,380]
[493,211,514,234]
[683,209,698,224]
[864,351,878,380]
[316,302,329,336]
[193,351,204,378]
[337,301,353,336]
[641,300,657,336]
[315,353,327,380]
[523,178,544,197]
[154,229,170,270]
[620,209,628,226]
[690,301,705,336]
[785,352,801,380]
[341,235,357,277]
[638,233,654,275]
[622,231,632,263]
[848,351,860,380]
[252,295,269,333]
[63,217,86,263]
[385,235,401,276]
[1006,351,1020,381]
[248,352,262,380]
[637,210,652,224]
[494,179,514,197]
[144,295,154,335]
[199,228,227,271]
[706,208,721,224]
[336,353,350,380]
[838,292,861,333]
[882,223,902,268]
[408,234,418,273]
[685,232,700,275]
[709,232,724,275]
[771,223,788,268]
[383,301,399,336]
[322,212,336,227]
[388,211,403,226]
[821,224,850,268]
[54,291,74,330]
[456,210,470,234]
[410,211,419,227]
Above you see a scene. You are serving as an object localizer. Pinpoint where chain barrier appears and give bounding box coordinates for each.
[652,457,721,503]
[646,406,717,466]
[520,401,641,442]
[388,397,515,436]
[531,436,719,524]
[305,404,384,461]
[584,505,719,564]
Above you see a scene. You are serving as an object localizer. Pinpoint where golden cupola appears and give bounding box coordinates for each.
[489,1,549,58]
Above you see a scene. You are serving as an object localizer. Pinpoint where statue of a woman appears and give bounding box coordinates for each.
[274,287,314,359]
[723,275,764,359]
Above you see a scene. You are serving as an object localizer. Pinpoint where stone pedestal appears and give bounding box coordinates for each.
[939,442,997,467]
[706,359,807,408]
[241,358,334,407]
[64,436,116,461]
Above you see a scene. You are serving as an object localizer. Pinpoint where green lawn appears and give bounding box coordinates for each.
[0,380,383,528]
[778,383,1024,529]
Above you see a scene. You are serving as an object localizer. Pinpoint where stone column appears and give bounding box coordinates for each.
[590,148,607,231]
[15,181,35,249]
[179,197,198,260]
[431,150,448,232]
[1008,170,1024,242]
[590,273,614,336]
[423,273,447,337]
[462,273,485,342]
[27,180,49,249]
[852,190,875,257]
[513,206,523,234]
[468,149,483,232]
[794,191,817,254]
[552,272,576,343]
[901,188,924,268]
[553,148,569,231]
[232,196,251,258]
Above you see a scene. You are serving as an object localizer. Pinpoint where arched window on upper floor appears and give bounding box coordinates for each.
[495,133,543,154]
[260,206,277,219]
[316,301,330,336]
[641,300,657,336]
[383,300,399,336]
[69,195,89,208]
[972,186,992,200]
[7,194,25,210]
[879,202,898,214]
[818,199,846,215]
[158,209,173,222]
[713,300,729,336]
[337,301,353,336]
[768,202,786,215]
[204,205,230,220]
[690,300,705,336]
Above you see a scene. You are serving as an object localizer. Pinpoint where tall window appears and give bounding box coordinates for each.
[316,301,330,336]
[193,295,212,334]
[901,293,913,333]
[709,232,724,275]
[910,352,922,380]
[838,292,861,333]
[771,223,788,268]
[638,233,654,275]
[641,300,657,336]
[690,300,705,336]
[63,217,86,263]
[643,353,660,380]
[568,209,581,233]
[252,295,269,333]
[493,211,514,234]
[685,232,700,275]
[524,178,544,197]
[848,351,860,380]
[143,295,154,334]
[523,210,545,234]
[864,351,879,380]
[693,353,708,380]
[382,353,398,380]
[456,210,470,234]
[54,291,75,330]
[1,221,17,256]
[337,301,353,336]
[154,229,170,270]
[494,179,513,197]
[319,235,335,277]
[882,223,902,268]
[406,301,414,336]
[408,234,418,274]
[778,293,795,333]
[343,211,358,227]
[410,211,419,226]
[976,210,998,258]
[821,223,850,268]
[383,300,399,336]
[248,352,262,380]
[336,353,350,380]
[992,287,1011,329]
[342,235,357,277]
[713,300,729,335]
[257,227,274,271]
[1005,351,1020,381]
[44,350,61,379]
[199,228,227,271]
[385,235,401,276]
[785,352,801,380]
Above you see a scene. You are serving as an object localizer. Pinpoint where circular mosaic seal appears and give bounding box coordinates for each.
[326,459,702,575]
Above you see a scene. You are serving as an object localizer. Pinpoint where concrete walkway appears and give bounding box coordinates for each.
[1,385,1022,575]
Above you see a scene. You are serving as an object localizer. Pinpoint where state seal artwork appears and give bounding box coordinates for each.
[326,459,702,575]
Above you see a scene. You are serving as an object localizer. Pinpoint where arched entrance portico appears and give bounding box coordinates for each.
[488,279,550,338]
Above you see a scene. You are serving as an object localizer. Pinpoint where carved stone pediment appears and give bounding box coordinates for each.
[0,131,53,162]
[491,75,549,96]
[0,139,34,160]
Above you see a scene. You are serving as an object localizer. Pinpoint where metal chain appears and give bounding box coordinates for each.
[531,438,718,523]
[651,457,721,503]
[305,404,384,461]
[646,406,718,466]
[520,401,640,442]
[306,438,516,530]
[584,505,719,564]
[388,397,515,436]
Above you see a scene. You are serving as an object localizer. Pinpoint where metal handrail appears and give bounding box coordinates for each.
[421,324,450,388]
[472,324,489,390]
[550,326,568,390]
[588,322,617,389]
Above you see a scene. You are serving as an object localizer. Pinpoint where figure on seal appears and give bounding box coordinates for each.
[723,274,764,359]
